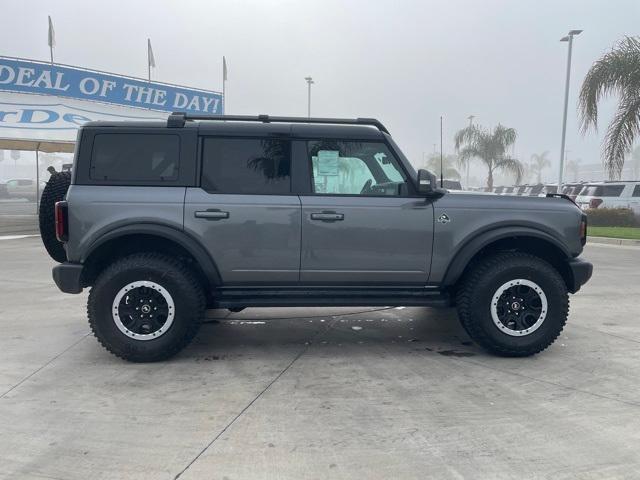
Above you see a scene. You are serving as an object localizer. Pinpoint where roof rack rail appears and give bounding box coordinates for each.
[166,112,390,134]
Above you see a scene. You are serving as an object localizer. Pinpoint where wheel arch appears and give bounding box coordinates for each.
[442,227,575,292]
[80,224,222,290]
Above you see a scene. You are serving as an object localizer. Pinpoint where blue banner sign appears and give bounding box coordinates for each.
[0,57,222,114]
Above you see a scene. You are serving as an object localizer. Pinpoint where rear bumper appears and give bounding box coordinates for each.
[52,262,84,294]
[567,257,593,293]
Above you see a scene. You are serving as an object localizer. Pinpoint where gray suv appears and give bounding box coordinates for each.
[45,113,592,362]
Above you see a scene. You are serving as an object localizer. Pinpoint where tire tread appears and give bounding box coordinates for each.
[457,251,569,357]
[87,252,205,362]
[38,172,71,263]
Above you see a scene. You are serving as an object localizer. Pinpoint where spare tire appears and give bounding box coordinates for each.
[39,171,71,263]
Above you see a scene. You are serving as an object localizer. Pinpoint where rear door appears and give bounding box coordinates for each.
[184,136,301,284]
[298,139,434,284]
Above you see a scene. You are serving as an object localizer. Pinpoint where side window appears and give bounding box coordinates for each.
[632,185,640,197]
[307,140,408,196]
[90,134,179,182]
[601,185,625,197]
[201,137,291,194]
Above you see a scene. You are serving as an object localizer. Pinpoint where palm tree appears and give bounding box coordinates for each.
[578,36,640,180]
[424,153,461,180]
[565,158,581,182]
[530,151,551,183]
[520,162,533,184]
[454,124,523,189]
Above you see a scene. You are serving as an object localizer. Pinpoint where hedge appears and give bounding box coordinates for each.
[585,207,638,227]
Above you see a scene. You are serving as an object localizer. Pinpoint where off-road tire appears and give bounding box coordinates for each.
[88,253,205,362]
[456,252,569,357]
[38,171,71,263]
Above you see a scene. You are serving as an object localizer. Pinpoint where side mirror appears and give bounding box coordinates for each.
[417,169,437,195]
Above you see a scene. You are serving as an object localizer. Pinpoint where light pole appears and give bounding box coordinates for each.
[558,29,582,190]
[304,76,314,118]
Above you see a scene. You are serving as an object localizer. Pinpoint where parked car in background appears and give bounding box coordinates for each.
[539,184,559,197]
[0,180,8,199]
[502,186,515,195]
[575,181,640,214]
[493,186,505,194]
[524,184,544,196]
[561,182,585,201]
[514,185,528,196]
[442,179,463,190]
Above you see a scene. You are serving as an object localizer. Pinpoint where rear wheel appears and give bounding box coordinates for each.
[456,252,569,357]
[88,253,205,362]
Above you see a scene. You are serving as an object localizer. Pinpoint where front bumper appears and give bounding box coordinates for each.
[567,257,593,293]
[52,262,84,294]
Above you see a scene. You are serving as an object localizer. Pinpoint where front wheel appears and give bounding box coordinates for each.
[456,252,569,357]
[88,253,205,362]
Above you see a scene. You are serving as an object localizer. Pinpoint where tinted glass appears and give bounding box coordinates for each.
[633,185,640,197]
[201,138,291,194]
[443,180,463,190]
[529,185,543,195]
[580,184,625,197]
[91,134,179,181]
[307,140,407,196]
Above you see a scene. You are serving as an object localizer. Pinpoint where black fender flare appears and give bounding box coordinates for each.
[81,223,222,286]
[441,226,571,287]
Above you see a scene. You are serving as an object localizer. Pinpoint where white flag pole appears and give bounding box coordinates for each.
[222,56,227,114]
[147,38,156,82]
[48,16,55,64]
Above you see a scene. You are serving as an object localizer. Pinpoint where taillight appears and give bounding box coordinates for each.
[580,215,587,246]
[589,198,603,208]
[54,201,68,242]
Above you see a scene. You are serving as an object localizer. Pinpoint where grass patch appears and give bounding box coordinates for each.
[588,226,640,240]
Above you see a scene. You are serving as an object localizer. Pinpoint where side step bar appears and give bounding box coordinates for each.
[212,287,451,309]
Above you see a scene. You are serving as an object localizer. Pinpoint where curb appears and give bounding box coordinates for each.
[587,236,640,247]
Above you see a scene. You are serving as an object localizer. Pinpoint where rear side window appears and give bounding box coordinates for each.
[201,137,291,194]
[90,134,180,182]
[633,185,640,197]
[580,184,625,197]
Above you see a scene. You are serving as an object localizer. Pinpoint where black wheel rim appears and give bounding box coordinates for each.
[491,279,548,336]
[112,281,175,340]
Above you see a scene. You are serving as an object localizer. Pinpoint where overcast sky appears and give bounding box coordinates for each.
[2,0,638,182]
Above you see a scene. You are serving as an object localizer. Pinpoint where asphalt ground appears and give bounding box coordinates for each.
[0,199,38,236]
[0,238,639,479]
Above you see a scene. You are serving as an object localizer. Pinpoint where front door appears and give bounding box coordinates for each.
[299,139,433,284]
[184,136,300,284]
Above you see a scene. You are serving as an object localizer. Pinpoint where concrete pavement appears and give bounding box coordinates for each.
[0,238,639,479]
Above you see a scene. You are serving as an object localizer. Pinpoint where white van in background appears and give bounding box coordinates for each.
[575,181,640,215]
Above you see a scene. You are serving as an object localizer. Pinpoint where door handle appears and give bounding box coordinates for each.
[310,212,344,222]
[195,210,229,220]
